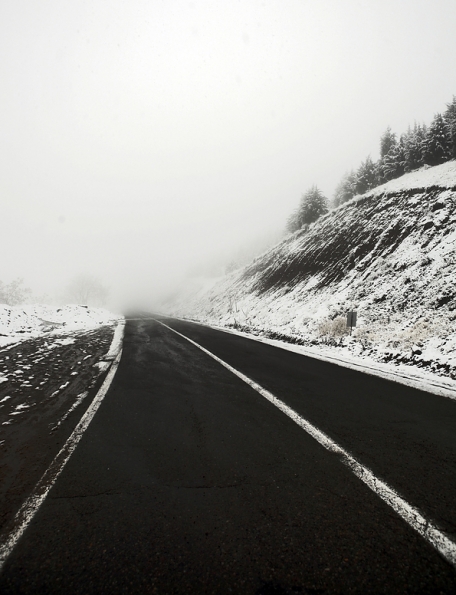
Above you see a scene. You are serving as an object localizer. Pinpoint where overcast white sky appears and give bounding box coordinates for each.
[1,0,456,306]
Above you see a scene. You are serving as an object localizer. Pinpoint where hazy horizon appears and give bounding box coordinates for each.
[1,0,456,308]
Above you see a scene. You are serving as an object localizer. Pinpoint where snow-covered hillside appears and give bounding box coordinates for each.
[0,304,122,348]
[171,161,456,381]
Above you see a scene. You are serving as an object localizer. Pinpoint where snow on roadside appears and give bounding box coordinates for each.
[0,312,124,435]
[196,321,456,401]
[105,319,126,360]
[0,304,123,348]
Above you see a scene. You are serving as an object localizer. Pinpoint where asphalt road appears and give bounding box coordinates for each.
[0,316,455,594]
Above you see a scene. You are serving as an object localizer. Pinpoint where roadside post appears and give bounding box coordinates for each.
[347,311,357,336]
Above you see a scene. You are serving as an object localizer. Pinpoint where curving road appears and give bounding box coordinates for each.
[0,315,455,594]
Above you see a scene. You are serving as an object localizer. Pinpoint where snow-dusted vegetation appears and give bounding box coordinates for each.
[171,161,456,382]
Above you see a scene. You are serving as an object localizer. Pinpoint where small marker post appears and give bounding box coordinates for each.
[347,311,357,336]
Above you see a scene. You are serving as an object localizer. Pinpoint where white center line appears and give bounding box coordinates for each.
[157,319,456,568]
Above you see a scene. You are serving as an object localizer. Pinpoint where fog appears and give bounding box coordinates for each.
[1,0,455,310]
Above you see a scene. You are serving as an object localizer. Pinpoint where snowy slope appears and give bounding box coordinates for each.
[172,161,456,381]
[0,304,122,348]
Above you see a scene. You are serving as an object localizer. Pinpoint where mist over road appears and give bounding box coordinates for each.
[1,316,455,594]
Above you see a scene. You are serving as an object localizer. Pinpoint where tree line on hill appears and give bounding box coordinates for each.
[287,96,456,233]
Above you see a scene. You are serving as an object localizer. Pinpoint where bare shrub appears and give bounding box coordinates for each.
[393,319,439,350]
[354,327,373,349]
[317,317,348,339]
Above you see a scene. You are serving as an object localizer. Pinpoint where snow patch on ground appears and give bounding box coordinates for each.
[0,317,124,433]
[367,161,456,196]
[105,320,126,360]
[0,304,123,348]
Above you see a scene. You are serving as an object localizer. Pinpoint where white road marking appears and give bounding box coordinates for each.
[157,319,456,568]
[0,322,125,571]
[173,316,456,401]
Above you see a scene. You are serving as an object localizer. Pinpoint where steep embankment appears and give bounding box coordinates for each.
[174,162,456,378]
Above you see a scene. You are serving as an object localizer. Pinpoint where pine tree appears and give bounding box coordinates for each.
[382,136,406,181]
[380,127,397,159]
[355,157,378,195]
[443,96,456,159]
[377,128,397,184]
[333,171,356,207]
[403,123,426,172]
[287,186,328,232]
[423,113,451,166]
[286,209,302,233]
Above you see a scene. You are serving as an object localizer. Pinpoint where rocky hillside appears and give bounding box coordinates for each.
[173,161,456,378]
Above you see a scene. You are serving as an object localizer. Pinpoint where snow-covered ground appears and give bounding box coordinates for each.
[0,305,124,430]
[368,160,456,196]
[170,162,456,394]
[0,304,123,348]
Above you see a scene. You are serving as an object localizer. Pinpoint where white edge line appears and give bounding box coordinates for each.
[168,316,456,402]
[156,319,456,568]
[0,320,125,571]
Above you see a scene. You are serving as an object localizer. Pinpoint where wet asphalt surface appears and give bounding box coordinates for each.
[0,316,455,593]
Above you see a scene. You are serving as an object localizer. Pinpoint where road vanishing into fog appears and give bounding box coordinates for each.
[1,315,456,594]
